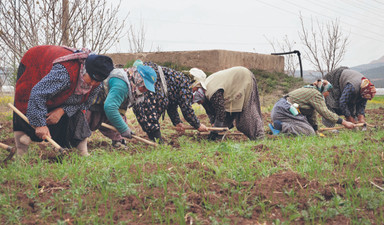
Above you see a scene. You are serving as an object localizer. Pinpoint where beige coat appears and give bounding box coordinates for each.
[205,66,254,112]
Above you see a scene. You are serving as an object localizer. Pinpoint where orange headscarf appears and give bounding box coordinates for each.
[360,78,376,100]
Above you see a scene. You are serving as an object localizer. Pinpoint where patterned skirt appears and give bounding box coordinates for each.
[233,77,265,140]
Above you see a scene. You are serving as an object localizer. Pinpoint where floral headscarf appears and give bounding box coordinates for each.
[304,79,333,93]
[360,78,376,100]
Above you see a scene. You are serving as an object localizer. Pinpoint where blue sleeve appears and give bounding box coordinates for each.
[339,83,354,117]
[27,64,71,127]
[104,77,130,133]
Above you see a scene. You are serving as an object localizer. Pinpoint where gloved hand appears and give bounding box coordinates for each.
[312,125,318,132]
[121,128,135,139]
[148,130,164,144]
[213,119,225,128]
[207,131,220,141]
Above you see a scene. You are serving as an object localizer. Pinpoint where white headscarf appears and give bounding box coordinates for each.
[189,68,207,89]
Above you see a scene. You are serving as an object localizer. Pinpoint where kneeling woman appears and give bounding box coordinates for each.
[191,66,265,140]
[269,80,355,135]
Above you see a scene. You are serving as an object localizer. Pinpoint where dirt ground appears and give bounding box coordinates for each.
[1,107,384,224]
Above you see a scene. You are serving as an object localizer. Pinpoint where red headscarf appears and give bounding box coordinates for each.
[360,77,376,100]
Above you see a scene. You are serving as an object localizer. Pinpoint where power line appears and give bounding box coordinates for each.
[283,0,384,39]
[305,0,384,26]
[343,0,384,18]
[128,16,296,30]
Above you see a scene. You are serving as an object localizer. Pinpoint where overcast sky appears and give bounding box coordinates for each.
[109,0,384,70]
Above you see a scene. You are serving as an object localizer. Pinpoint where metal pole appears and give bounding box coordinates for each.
[271,50,303,79]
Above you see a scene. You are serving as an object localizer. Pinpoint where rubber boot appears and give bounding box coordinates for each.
[268,124,280,135]
[14,131,31,156]
[76,138,89,156]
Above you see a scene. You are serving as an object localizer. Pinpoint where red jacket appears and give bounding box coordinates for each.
[15,45,91,113]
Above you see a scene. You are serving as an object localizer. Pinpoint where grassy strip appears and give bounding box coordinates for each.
[0,97,383,224]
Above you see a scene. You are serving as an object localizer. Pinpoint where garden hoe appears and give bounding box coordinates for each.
[0,142,16,166]
[182,126,229,132]
[176,125,234,140]
[318,122,376,132]
[101,122,158,147]
[8,103,68,158]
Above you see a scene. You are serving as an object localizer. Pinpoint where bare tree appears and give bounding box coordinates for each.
[298,14,349,77]
[266,35,299,77]
[127,20,146,53]
[0,0,128,67]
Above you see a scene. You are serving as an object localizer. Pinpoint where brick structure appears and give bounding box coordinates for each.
[107,50,284,74]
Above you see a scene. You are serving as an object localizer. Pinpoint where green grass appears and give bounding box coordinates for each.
[0,84,383,224]
[0,96,383,224]
[1,126,383,224]
[367,95,384,109]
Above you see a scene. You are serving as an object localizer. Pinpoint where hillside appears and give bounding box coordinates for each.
[351,63,384,88]
[296,61,384,88]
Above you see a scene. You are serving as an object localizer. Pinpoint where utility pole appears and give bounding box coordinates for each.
[62,0,69,46]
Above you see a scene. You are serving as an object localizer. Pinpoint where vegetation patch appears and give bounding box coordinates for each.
[0,78,383,224]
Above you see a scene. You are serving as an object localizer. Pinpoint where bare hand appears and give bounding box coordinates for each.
[46,108,65,125]
[342,120,355,129]
[175,123,186,134]
[357,115,365,124]
[35,126,51,140]
[197,123,208,132]
[346,116,356,124]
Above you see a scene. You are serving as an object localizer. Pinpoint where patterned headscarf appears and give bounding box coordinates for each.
[74,65,93,95]
[193,87,206,103]
[360,77,376,100]
[127,67,145,88]
[304,79,333,93]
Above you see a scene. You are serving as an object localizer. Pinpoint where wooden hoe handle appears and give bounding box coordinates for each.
[8,103,64,151]
[182,126,229,131]
[0,142,13,151]
[101,123,158,147]
[318,122,373,131]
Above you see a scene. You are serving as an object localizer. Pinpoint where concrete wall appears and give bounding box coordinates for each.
[107,50,284,74]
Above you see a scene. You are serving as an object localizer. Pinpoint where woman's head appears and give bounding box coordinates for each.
[85,54,114,82]
[189,68,207,90]
[313,79,333,96]
[360,78,376,100]
[192,87,206,104]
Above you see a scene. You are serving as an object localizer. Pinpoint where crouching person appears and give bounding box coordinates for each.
[131,61,208,143]
[86,64,157,148]
[191,66,265,140]
[323,67,376,126]
[269,80,355,135]
[13,45,113,156]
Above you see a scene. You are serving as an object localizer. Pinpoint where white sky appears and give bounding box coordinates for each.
[108,0,384,70]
